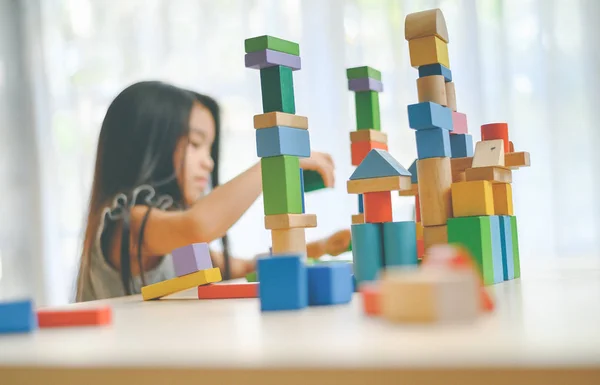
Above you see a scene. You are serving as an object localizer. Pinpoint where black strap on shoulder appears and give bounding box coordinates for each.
[137,206,153,287]
[120,208,133,295]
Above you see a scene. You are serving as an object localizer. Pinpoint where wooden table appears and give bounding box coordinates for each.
[1,257,600,384]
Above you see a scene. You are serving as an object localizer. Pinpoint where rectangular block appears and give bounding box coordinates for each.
[299,168,305,213]
[416,221,423,239]
[197,282,259,299]
[499,216,515,280]
[451,156,473,175]
[245,35,300,56]
[407,101,453,131]
[347,175,412,194]
[363,191,392,223]
[416,75,447,106]
[492,183,513,215]
[141,268,222,300]
[354,91,381,130]
[261,155,302,215]
[451,180,494,217]
[465,166,512,184]
[415,194,421,222]
[351,140,388,166]
[358,194,364,213]
[416,128,451,159]
[172,243,213,277]
[505,151,531,169]
[350,129,388,144]
[303,169,326,192]
[489,216,505,284]
[254,112,308,130]
[481,123,509,152]
[423,225,448,251]
[351,223,384,284]
[352,213,365,224]
[450,133,473,158]
[405,9,450,43]
[445,82,457,111]
[451,111,468,134]
[416,157,452,226]
[472,139,505,167]
[256,126,310,158]
[447,216,494,285]
[348,77,384,92]
[307,264,353,306]
[264,213,317,230]
[418,63,452,82]
[511,216,521,278]
[383,221,418,267]
[398,183,418,196]
[260,66,295,114]
[408,36,450,68]
[245,49,301,70]
[37,306,112,328]
[257,255,307,311]
[346,66,382,81]
[360,284,381,315]
[0,299,36,334]
[271,228,306,255]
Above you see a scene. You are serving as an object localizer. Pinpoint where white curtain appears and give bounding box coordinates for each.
[8,0,599,305]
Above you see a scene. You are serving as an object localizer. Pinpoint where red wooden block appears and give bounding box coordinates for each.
[417,238,425,259]
[363,191,392,223]
[37,306,112,328]
[451,111,468,134]
[351,140,388,166]
[359,284,380,316]
[197,282,258,299]
[415,194,421,222]
[481,123,509,152]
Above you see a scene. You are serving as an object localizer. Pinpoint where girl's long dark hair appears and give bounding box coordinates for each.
[75,81,230,301]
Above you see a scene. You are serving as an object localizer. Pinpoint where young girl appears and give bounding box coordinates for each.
[75,81,349,302]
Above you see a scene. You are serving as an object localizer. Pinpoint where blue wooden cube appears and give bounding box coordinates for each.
[307,263,353,306]
[0,299,37,334]
[407,102,453,131]
[415,128,451,159]
[257,255,307,311]
[418,63,452,82]
[256,126,310,158]
[450,133,474,158]
[499,216,515,280]
[489,216,506,284]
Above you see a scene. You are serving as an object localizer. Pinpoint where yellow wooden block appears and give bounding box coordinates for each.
[271,228,306,255]
[504,151,531,169]
[451,180,494,217]
[423,225,448,251]
[142,268,222,301]
[416,222,424,240]
[349,130,388,144]
[492,183,514,215]
[416,157,452,226]
[254,112,308,130]
[404,8,449,43]
[264,213,317,230]
[408,36,450,69]
[398,183,419,197]
[465,166,512,184]
[352,213,365,225]
[445,82,457,111]
[472,139,505,168]
[416,75,447,106]
[347,175,412,194]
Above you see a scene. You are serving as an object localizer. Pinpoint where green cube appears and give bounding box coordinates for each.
[303,169,326,192]
[260,66,295,114]
[245,35,300,56]
[261,155,302,215]
[511,216,521,278]
[246,271,258,282]
[448,216,494,285]
[346,66,382,81]
[354,91,380,130]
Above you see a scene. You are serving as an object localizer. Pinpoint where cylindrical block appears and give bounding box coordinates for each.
[481,123,509,153]
[445,82,457,111]
[351,223,383,284]
[416,157,453,226]
[417,75,447,106]
[271,228,306,255]
[423,224,448,252]
[383,221,418,267]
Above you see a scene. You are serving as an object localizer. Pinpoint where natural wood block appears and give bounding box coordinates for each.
[264,213,317,230]
[352,213,365,224]
[416,75,447,106]
[363,191,392,223]
[347,175,412,194]
[451,156,473,175]
[350,140,388,166]
[254,112,308,130]
[509,141,515,153]
[349,129,388,144]
[381,268,479,324]
[465,166,512,184]
[404,8,449,43]
[423,225,448,251]
[408,36,450,69]
[505,151,531,169]
[451,180,494,217]
[445,82,457,111]
[452,171,466,183]
[492,183,514,215]
[398,183,419,196]
[415,194,421,222]
[472,139,505,168]
[271,228,306,255]
[416,157,452,226]
[481,123,509,153]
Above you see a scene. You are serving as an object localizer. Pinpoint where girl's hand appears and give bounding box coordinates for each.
[299,152,335,188]
[230,257,256,279]
[324,229,352,256]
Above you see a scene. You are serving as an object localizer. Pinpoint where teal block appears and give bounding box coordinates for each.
[499,216,515,280]
[260,66,295,113]
[358,194,364,213]
[382,221,418,267]
[489,216,505,284]
[407,102,453,130]
[256,126,310,158]
[349,149,410,180]
[302,169,326,192]
[416,128,451,159]
[408,159,418,184]
[450,133,474,158]
[418,63,452,82]
[350,223,383,285]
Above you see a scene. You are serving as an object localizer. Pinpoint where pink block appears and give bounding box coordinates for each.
[451,111,468,134]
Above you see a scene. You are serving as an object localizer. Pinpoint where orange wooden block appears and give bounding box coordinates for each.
[37,306,112,328]
[417,239,425,259]
[363,191,392,223]
[360,284,380,316]
[415,194,421,222]
[197,283,258,299]
[481,123,509,153]
[509,141,515,153]
[351,140,388,166]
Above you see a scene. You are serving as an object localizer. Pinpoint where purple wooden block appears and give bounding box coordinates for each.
[348,77,383,92]
[244,49,301,71]
[172,243,213,277]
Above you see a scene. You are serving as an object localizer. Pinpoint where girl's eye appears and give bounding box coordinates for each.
[190,141,202,149]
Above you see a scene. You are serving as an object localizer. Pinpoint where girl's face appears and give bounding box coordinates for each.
[174,102,216,206]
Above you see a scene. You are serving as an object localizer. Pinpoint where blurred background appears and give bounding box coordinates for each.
[0,0,598,306]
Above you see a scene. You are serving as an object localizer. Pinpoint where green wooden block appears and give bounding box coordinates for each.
[511,216,521,278]
[448,216,494,285]
[260,66,295,114]
[246,271,258,282]
[245,35,300,56]
[346,66,382,81]
[261,155,302,215]
[303,169,326,192]
[354,91,380,130]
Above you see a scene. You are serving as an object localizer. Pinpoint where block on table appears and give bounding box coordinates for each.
[307,263,353,306]
[172,243,213,277]
[257,255,307,311]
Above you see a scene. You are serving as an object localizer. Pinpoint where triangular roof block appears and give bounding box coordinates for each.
[408,159,418,184]
[350,149,411,180]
